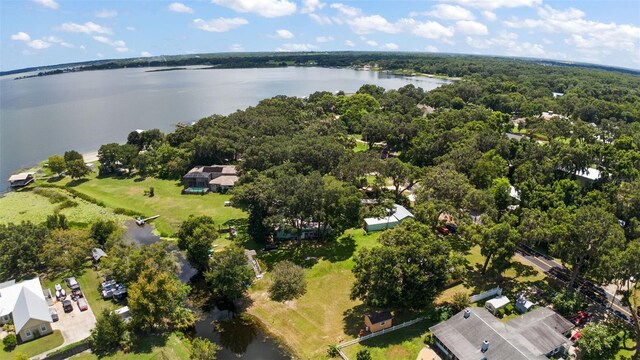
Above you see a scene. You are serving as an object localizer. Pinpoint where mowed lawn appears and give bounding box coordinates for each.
[0,330,64,358]
[71,333,190,360]
[247,229,382,360]
[54,175,246,236]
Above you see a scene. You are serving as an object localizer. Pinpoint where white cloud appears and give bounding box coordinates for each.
[11,32,31,42]
[43,36,73,47]
[446,0,542,10]
[424,4,475,21]
[381,42,399,50]
[301,0,325,13]
[365,40,378,47]
[96,53,104,58]
[27,39,51,49]
[168,2,194,13]
[348,15,399,35]
[141,51,152,57]
[425,45,439,52]
[229,43,245,51]
[93,36,128,52]
[330,3,361,17]
[466,32,552,58]
[57,22,112,35]
[275,43,317,51]
[456,20,488,35]
[482,11,496,21]
[33,0,59,10]
[409,20,455,39]
[212,0,296,18]
[193,17,248,32]
[504,5,640,54]
[95,9,117,18]
[309,13,332,25]
[274,29,294,39]
[316,36,334,43]
[126,26,136,31]
[344,40,355,47]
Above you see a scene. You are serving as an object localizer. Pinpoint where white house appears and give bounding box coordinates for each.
[364,204,414,232]
[0,278,53,342]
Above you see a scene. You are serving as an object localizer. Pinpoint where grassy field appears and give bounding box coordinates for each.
[0,188,125,226]
[42,174,247,236]
[70,333,190,360]
[342,322,430,360]
[0,330,64,358]
[247,228,382,359]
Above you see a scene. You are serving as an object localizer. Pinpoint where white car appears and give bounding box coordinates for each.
[54,283,62,291]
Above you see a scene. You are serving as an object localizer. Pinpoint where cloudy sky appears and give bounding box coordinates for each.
[2,0,639,71]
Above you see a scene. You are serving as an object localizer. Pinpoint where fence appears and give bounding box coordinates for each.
[335,317,426,359]
[469,286,502,303]
[42,340,91,360]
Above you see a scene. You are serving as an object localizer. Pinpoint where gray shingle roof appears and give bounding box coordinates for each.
[429,307,572,360]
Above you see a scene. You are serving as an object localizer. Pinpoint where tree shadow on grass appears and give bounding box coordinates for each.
[342,304,370,337]
[131,333,171,355]
[65,178,90,187]
[46,175,65,183]
[509,261,540,279]
[258,235,357,271]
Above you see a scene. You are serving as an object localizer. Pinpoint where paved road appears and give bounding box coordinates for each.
[515,244,634,322]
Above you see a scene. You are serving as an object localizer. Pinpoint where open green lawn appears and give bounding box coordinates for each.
[0,188,125,226]
[247,228,381,359]
[70,333,190,360]
[42,174,247,236]
[0,330,64,358]
[342,322,431,360]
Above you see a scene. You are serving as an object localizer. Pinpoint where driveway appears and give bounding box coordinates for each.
[417,346,442,360]
[50,297,96,345]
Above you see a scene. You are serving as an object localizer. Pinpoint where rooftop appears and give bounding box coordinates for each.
[0,278,51,334]
[365,310,393,324]
[363,204,414,226]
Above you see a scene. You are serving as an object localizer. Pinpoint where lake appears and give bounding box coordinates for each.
[0,66,449,189]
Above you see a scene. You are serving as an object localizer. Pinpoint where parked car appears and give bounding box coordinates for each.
[570,330,581,341]
[66,277,80,291]
[445,224,458,234]
[613,310,629,322]
[49,308,59,322]
[101,280,117,299]
[77,298,88,311]
[437,226,449,235]
[113,284,127,301]
[263,244,279,251]
[62,299,73,313]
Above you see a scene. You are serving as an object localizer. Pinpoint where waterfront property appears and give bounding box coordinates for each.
[183,165,238,193]
[429,307,574,360]
[363,204,413,232]
[364,311,394,333]
[8,172,34,187]
[0,278,53,342]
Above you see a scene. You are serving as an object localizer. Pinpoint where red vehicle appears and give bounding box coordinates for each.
[77,298,89,311]
[570,330,581,341]
[572,311,592,325]
[437,226,450,235]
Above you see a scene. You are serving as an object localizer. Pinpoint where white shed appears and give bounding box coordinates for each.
[485,296,510,315]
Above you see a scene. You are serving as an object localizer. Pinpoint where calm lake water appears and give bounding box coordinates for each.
[0,66,449,189]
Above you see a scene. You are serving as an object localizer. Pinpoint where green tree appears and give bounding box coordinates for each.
[470,150,508,189]
[356,349,372,360]
[551,289,584,317]
[490,177,512,213]
[103,242,179,286]
[450,292,471,312]
[0,222,48,281]
[90,309,126,354]
[45,212,69,230]
[351,221,450,309]
[577,323,618,360]
[98,143,121,174]
[190,338,218,360]
[379,158,422,202]
[205,245,253,301]
[3,333,17,350]
[91,219,119,247]
[118,144,139,171]
[480,221,519,275]
[127,130,143,150]
[40,229,95,275]
[128,259,192,332]
[66,159,90,179]
[450,96,465,110]
[63,150,83,163]
[48,155,66,176]
[268,260,306,302]
[177,216,218,272]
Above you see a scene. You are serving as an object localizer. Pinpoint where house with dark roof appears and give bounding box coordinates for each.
[364,310,393,333]
[0,278,53,342]
[183,165,238,193]
[430,307,573,360]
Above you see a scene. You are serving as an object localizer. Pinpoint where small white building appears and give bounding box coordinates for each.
[364,204,414,232]
[516,295,535,314]
[485,295,510,315]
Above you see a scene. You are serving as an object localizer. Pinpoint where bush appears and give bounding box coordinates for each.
[450,291,470,312]
[33,187,68,203]
[3,333,17,350]
[55,199,78,211]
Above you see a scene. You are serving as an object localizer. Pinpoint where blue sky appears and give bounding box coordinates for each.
[2,0,639,71]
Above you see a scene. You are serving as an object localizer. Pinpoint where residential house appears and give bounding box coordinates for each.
[363,204,413,232]
[559,167,603,185]
[417,104,435,117]
[8,172,35,188]
[364,311,393,333]
[183,165,238,193]
[0,278,53,342]
[430,307,574,360]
